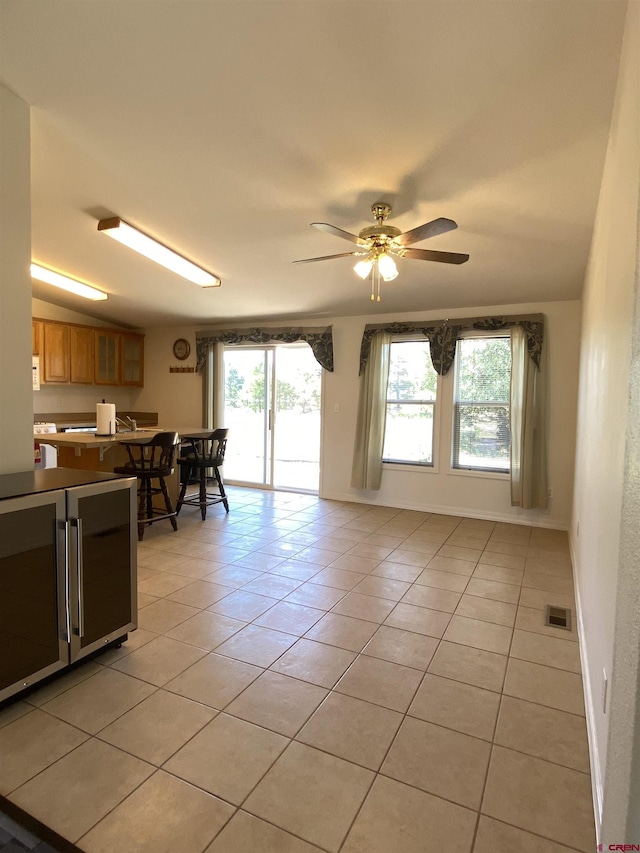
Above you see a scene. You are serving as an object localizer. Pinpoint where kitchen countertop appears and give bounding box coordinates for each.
[42,431,157,448]
[42,428,212,449]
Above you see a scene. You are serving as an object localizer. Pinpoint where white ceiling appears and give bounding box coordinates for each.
[0,0,627,329]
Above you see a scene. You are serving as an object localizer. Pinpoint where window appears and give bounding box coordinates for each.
[383,340,437,466]
[452,336,511,472]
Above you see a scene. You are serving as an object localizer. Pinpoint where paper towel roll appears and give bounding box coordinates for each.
[96,402,116,436]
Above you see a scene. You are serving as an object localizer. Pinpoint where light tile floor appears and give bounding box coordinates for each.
[0,488,595,852]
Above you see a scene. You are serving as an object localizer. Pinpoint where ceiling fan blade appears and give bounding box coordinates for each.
[394,217,458,246]
[293,251,363,264]
[395,247,469,264]
[311,223,366,245]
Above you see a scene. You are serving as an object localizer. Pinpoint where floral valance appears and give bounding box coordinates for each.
[196,326,334,372]
[358,314,544,375]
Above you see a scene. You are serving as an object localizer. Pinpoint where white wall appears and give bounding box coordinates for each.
[141,299,580,529]
[133,327,203,428]
[32,298,141,417]
[323,300,579,528]
[572,0,640,841]
[0,85,33,473]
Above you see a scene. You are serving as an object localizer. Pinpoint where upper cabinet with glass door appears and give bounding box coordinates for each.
[120,333,144,387]
[94,330,120,385]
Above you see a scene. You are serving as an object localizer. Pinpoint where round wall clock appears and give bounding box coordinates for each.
[173,338,191,360]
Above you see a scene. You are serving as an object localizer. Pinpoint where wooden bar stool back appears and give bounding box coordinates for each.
[114,431,180,540]
[176,428,229,519]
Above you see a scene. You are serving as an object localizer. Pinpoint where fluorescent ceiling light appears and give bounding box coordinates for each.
[31,263,108,301]
[98,217,221,287]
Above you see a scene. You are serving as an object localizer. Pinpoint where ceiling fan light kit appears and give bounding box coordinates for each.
[294,201,469,301]
[354,250,398,301]
[377,253,399,282]
[354,259,373,280]
[98,217,221,287]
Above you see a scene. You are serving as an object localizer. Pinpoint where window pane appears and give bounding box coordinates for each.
[387,341,436,402]
[453,336,511,472]
[383,340,438,467]
[383,403,434,465]
[455,405,510,471]
[456,338,510,402]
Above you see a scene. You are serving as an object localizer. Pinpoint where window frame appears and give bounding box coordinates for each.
[450,331,512,476]
[382,336,440,471]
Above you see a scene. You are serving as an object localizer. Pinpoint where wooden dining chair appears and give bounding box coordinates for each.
[176,428,229,520]
[114,431,180,540]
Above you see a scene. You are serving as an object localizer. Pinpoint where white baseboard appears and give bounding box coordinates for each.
[320,490,569,530]
[569,532,604,844]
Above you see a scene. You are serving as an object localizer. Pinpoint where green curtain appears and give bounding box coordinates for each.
[510,325,548,508]
[351,331,392,490]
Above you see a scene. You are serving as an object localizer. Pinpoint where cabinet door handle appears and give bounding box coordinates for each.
[72,518,85,638]
[59,520,71,642]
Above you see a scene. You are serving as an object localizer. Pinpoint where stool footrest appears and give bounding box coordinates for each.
[139,508,177,523]
[179,494,227,508]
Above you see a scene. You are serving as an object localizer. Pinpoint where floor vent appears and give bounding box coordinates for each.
[545,604,571,631]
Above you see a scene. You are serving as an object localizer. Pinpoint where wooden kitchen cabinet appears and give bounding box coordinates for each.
[95,330,120,384]
[70,326,95,384]
[32,320,44,356]
[33,318,144,387]
[43,322,70,383]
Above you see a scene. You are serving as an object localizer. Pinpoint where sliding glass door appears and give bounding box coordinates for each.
[272,346,321,490]
[223,344,321,491]
[223,349,272,485]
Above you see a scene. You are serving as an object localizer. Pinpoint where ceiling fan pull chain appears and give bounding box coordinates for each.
[370,264,381,302]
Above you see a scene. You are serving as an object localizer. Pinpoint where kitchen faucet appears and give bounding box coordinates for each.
[115,415,137,432]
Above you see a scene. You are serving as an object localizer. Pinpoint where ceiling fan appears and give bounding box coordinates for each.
[294,202,469,301]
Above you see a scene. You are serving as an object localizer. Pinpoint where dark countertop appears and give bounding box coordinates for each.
[0,468,134,501]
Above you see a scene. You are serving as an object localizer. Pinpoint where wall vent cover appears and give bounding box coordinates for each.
[545,604,571,631]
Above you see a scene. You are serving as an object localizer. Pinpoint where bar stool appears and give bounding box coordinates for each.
[114,431,180,540]
[176,428,229,520]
